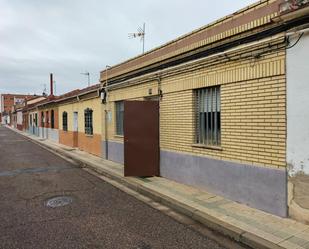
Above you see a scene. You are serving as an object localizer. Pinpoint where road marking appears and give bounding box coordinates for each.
[0,165,73,177]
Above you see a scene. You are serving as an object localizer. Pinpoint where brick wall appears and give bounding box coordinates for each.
[159,75,286,168]
[1,94,33,113]
[107,36,287,168]
[58,98,102,156]
[38,107,59,129]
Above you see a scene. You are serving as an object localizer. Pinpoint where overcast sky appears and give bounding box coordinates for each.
[0,0,256,95]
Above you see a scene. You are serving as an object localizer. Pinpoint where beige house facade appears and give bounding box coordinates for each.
[99,0,309,219]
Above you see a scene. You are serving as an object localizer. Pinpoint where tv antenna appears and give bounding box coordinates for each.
[128,23,146,54]
[80,71,90,87]
[53,81,57,95]
[41,83,47,96]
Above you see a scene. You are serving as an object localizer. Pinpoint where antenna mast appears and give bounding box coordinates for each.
[128,23,146,54]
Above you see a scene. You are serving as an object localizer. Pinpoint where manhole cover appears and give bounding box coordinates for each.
[45,196,73,208]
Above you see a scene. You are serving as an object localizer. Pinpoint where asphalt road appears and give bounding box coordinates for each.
[0,126,227,249]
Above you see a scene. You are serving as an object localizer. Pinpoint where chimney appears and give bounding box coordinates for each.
[50,73,54,96]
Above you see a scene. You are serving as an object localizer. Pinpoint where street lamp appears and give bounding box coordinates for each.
[81,71,90,87]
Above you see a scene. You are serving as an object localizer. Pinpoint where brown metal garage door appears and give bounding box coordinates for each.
[124,100,159,177]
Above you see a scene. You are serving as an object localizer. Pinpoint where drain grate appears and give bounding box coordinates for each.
[45,196,73,208]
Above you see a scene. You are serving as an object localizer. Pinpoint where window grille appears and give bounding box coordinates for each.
[84,108,93,135]
[35,113,38,126]
[196,86,221,146]
[115,101,124,136]
[51,110,54,129]
[46,111,49,124]
[62,112,68,131]
[41,112,44,126]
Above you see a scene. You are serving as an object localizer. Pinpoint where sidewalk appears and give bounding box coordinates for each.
[11,128,309,249]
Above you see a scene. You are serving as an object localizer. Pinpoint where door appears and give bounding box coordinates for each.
[73,112,78,147]
[73,112,78,132]
[41,111,44,138]
[124,100,159,177]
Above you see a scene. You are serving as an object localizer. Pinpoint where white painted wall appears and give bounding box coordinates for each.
[17,111,23,125]
[1,115,8,124]
[287,31,309,176]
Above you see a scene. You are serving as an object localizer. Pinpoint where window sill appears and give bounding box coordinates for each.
[85,134,93,137]
[192,144,223,151]
[114,135,124,138]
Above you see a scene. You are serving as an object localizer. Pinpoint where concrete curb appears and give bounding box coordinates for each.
[10,127,284,249]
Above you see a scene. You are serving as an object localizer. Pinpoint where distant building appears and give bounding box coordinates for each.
[0,93,37,124]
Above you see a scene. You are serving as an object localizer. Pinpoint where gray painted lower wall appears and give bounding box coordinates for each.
[98,140,287,217]
[28,125,39,136]
[28,127,59,142]
[39,127,44,138]
[102,140,124,164]
[161,150,287,217]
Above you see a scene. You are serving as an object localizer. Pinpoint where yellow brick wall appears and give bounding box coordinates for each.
[106,38,286,168]
[58,98,101,134]
[160,75,286,168]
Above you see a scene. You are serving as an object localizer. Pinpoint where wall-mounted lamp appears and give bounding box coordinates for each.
[101,65,111,105]
[100,88,107,104]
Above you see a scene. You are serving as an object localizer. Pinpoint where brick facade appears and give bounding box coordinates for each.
[0,94,34,114]
[58,93,102,157]
[106,36,286,169]
[101,28,289,216]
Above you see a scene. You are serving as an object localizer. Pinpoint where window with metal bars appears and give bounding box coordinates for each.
[84,108,93,135]
[62,112,68,131]
[41,111,44,126]
[115,101,124,136]
[51,110,54,129]
[35,113,38,126]
[196,86,221,146]
[46,111,49,124]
